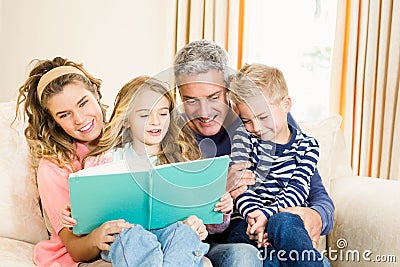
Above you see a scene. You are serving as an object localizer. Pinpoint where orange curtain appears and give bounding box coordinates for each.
[330,0,400,180]
[173,0,245,70]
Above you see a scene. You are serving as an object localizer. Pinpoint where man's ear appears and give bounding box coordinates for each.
[281,96,292,112]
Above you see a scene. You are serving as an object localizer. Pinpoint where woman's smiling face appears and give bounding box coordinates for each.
[46,81,104,148]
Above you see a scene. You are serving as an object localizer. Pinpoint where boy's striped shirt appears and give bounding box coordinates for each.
[230,124,319,221]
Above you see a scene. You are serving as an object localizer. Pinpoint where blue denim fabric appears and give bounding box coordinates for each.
[206,243,263,267]
[322,256,332,267]
[101,222,209,267]
[227,212,325,267]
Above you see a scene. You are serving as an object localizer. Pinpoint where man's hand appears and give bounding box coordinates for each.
[227,162,255,199]
[246,210,268,248]
[279,207,322,249]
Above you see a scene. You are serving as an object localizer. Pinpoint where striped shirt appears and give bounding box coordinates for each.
[230,124,319,221]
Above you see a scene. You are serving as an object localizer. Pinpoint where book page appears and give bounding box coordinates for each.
[72,158,152,176]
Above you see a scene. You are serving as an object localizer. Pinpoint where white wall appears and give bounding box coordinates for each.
[0,0,176,106]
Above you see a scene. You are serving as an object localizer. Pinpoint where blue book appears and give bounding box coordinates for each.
[69,155,229,234]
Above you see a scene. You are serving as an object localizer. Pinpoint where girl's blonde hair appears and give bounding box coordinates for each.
[230,63,289,105]
[15,57,107,171]
[87,76,201,165]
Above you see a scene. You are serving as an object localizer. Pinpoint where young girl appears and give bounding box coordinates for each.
[60,76,233,267]
[15,57,211,267]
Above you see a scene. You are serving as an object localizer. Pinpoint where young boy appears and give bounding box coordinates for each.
[228,63,321,262]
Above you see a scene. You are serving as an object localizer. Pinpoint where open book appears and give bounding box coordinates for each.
[69,155,229,234]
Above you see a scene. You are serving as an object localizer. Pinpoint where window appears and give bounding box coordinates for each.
[244,0,337,122]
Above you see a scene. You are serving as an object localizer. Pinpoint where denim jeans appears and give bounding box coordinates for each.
[206,242,263,267]
[101,222,209,267]
[227,212,325,267]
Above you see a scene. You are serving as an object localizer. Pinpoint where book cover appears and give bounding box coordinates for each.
[69,155,229,234]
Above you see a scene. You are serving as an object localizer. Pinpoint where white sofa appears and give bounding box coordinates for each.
[0,100,399,267]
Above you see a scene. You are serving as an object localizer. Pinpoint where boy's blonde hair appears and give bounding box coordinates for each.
[87,76,201,165]
[230,63,289,105]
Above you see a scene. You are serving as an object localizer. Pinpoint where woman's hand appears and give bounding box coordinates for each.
[183,215,208,241]
[87,219,133,251]
[60,204,77,229]
[214,192,233,214]
[59,219,132,262]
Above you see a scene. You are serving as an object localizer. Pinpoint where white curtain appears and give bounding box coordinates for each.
[330,0,400,180]
[173,0,245,70]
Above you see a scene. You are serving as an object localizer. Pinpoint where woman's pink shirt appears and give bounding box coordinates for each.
[34,142,89,267]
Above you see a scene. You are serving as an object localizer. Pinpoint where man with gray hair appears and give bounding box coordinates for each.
[174,39,334,266]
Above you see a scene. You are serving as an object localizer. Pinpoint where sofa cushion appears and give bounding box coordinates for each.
[0,237,37,267]
[0,101,48,244]
[299,114,344,192]
[329,176,400,266]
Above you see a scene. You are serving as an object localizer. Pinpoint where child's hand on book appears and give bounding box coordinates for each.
[246,209,268,248]
[59,204,77,229]
[214,192,233,214]
[183,215,208,241]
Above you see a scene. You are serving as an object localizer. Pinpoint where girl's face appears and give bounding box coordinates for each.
[46,82,104,148]
[126,90,170,155]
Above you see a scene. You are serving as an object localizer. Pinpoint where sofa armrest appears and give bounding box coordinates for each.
[328,176,400,266]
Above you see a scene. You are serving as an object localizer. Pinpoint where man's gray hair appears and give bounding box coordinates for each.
[174,39,232,86]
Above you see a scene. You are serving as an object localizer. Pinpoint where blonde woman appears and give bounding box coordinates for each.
[15,57,127,267]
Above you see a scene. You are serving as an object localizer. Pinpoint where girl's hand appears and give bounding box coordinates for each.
[183,215,208,241]
[88,219,132,251]
[60,204,77,229]
[214,192,233,214]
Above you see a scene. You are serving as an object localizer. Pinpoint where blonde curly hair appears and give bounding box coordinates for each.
[15,57,107,171]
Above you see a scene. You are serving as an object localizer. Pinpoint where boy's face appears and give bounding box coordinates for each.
[237,95,291,143]
[177,69,229,137]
